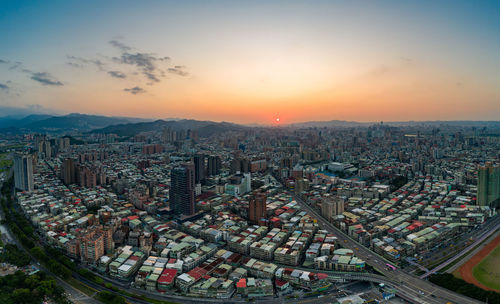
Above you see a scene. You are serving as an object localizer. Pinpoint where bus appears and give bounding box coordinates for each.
[386,263,397,271]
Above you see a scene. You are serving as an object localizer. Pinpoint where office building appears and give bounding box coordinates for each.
[13,153,34,192]
[170,163,195,216]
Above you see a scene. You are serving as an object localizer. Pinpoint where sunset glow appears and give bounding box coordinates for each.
[0,1,499,123]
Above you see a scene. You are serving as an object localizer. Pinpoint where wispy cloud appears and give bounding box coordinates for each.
[168,67,189,77]
[0,59,8,64]
[110,39,188,85]
[30,72,64,86]
[66,62,83,68]
[67,55,105,70]
[8,61,22,71]
[108,71,127,79]
[113,51,161,82]
[109,40,131,52]
[0,83,8,90]
[123,86,145,94]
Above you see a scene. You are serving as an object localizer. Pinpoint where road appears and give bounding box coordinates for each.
[0,172,101,304]
[290,193,485,304]
[421,216,500,278]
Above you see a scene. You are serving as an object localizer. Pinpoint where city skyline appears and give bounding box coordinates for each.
[1,1,500,124]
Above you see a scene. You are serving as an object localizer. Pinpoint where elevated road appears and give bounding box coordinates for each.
[291,193,485,304]
[421,217,500,278]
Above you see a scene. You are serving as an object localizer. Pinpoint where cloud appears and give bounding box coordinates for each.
[168,67,189,77]
[0,59,7,64]
[30,72,64,86]
[109,40,131,52]
[8,61,22,71]
[66,62,83,68]
[113,52,161,82]
[110,39,188,84]
[123,86,145,94]
[108,70,127,79]
[67,55,105,70]
[0,83,8,90]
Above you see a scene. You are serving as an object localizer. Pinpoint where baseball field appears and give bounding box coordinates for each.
[457,233,500,292]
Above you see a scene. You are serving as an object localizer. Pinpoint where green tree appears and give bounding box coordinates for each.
[12,288,35,304]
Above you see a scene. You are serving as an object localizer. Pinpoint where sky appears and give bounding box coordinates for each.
[0,0,499,124]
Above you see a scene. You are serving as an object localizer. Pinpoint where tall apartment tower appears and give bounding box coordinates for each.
[193,154,205,184]
[207,155,222,176]
[477,162,500,207]
[248,190,267,224]
[61,158,76,185]
[14,153,34,192]
[170,163,195,216]
[38,140,52,159]
[79,227,105,264]
[321,196,345,221]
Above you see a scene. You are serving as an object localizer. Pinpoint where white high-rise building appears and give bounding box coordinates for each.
[14,153,34,192]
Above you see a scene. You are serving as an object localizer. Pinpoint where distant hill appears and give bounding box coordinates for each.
[1,111,498,135]
[288,120,500,129]
[0,113,151,133]
[91,119,249,137]
[288,120,369,128]
[0,114,53,129]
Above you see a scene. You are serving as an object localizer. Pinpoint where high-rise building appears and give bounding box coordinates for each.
[321,196,345,220]
[13,153,34,192]
[61,158,76,185]
[170,163,195,216]
[477,162,500,207]
[79,226,105,264]
[225,172,251,197]
[248,190,267,224]
[193,154,205,184]
[230,158,251,174]
[56,137,71,151]
[207,155,222,176]
[38,140,52,159]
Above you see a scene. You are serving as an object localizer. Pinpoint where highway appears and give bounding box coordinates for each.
[290,193,485,304]
[421,216,500,278]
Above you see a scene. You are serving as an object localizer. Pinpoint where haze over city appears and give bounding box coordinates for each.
[1,1,500,124]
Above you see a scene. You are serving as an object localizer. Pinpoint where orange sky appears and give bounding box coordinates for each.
[1,1,499,124]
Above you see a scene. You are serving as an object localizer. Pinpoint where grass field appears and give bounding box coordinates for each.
[0,153,12,173]
[472,243,500,292]
[67,278,98,297]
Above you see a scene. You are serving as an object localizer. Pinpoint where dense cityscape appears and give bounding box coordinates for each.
[0,119,498,304]
[2,1,500,304]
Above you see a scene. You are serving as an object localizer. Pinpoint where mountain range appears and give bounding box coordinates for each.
[91,119,249,137]
[0,113,151,133]
[0,112,499,136]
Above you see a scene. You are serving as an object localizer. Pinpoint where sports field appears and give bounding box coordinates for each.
[458,233,500,292]
[472,242,500,292]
